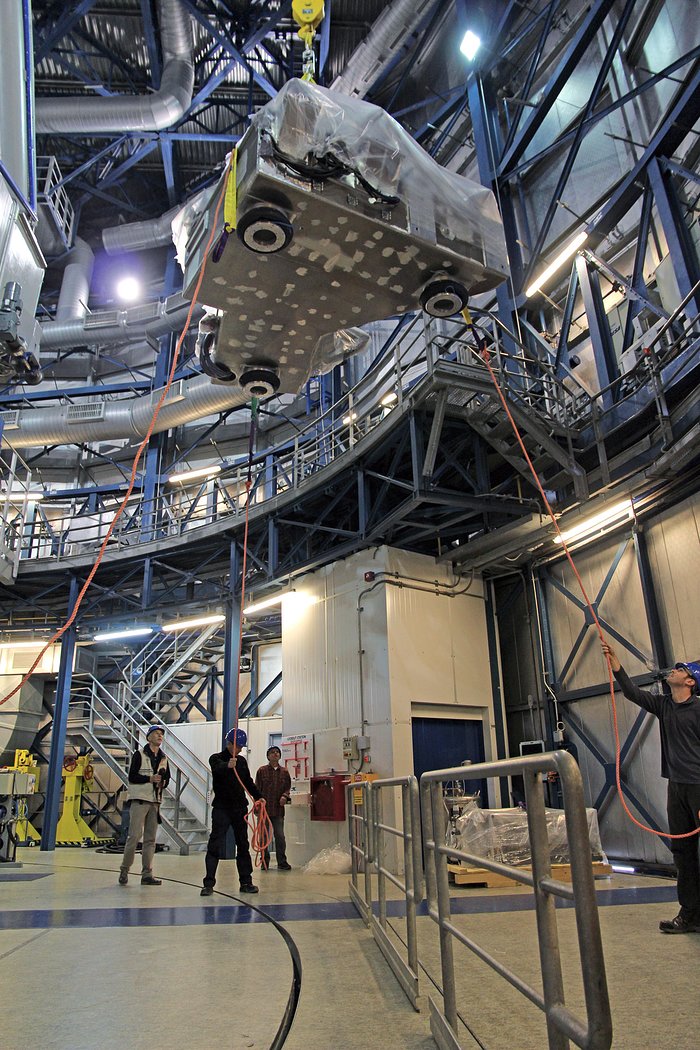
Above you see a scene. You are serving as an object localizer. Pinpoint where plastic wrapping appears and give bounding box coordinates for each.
[454,806,608,867]
[181,78,508,395]
[252,79,508,272]
[304,843,352,875]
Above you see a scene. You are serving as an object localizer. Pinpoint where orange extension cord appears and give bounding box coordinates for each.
[466,311,699,841]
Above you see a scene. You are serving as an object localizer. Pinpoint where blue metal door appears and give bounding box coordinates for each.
[411,717,488,805]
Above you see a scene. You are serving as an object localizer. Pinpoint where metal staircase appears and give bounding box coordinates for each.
[123,622,225,721]
[68,673,212,854]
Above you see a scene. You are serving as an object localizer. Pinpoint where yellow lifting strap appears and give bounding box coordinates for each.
[223,146,238,232]
[292,0,325,82]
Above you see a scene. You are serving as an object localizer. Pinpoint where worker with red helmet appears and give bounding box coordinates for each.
[602,639,700,934]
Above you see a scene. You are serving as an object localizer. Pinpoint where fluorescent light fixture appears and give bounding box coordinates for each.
[244,593,287,615]
[4,490,44,502]
[167,465,222,484]
[554,499,633,545]
[611,864,635,874]
[380,392,398,407]
[460,30,481,61]
[93,626,154,642]
[0,639,53,649]
[116,276,141,302]
[342,412,358,425]
[162,613,225,633]
[525,231,588,298]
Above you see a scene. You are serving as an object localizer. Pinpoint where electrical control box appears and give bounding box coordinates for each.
[310,774,347,821]
[342,736,359,760]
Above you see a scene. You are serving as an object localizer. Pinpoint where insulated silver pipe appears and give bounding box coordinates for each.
[3,374,248,448]
[35,0,194,134]
[55,238,94,321]
[38,292,204,351]
[331,0,439,98]
[102,207,181,255]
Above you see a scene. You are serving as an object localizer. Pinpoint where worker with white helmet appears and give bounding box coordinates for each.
[119,724,170,887]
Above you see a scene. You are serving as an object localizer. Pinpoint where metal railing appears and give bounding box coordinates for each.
[421,750,612,1050]
[72,673,212,836]
[365,777,424,1011]
[8,299,698,569]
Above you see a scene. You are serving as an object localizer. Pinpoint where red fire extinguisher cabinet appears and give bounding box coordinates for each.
[310,773,347,821]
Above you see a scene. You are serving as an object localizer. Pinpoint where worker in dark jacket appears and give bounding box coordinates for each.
[256,745,292,870]
[119,724,170,887]
[201,727,262,896]
[602,639,700,934]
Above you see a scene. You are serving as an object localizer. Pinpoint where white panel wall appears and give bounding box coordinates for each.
[281,546,498,860]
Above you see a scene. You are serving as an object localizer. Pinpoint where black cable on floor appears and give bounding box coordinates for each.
[17,859,303,1050]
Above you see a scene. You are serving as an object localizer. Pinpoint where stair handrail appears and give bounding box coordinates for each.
[79,674,211,824]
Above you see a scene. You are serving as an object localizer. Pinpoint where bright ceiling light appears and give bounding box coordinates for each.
[554,499,633,545]
[380,392,398,407]
[342,412,358,425]
[243,593,287,615]
[162,613,226,633]
[0,639,53,649]
[460,30,481,61]
[167,465,222,484]
[115,275,141,302]
[525,232,588,298]
[93,626,154,642]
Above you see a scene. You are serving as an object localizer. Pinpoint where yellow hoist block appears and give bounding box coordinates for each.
[56,754,106,845]
[292,0,325,43]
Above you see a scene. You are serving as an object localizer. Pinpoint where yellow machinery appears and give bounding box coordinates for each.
[2,750,40,844]
[56,754,107,845]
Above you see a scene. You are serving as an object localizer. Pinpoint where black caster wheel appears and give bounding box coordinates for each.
[420,279,470,318]
[240,367,281,398]
[237,206,294,254]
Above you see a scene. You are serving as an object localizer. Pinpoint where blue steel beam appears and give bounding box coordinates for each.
[222,541,241,745]
[499,0,558,162]
[35,0,100,63]
[497,0,614,176]
[521,0,638,289]
[41,576,80,851]
[621,185,654,354]
[505,46,700,181]
[180,0,280,98]
[647,158,700,318]
[140,0,162,86]
[576,254,618,410]
[587,67,700,239]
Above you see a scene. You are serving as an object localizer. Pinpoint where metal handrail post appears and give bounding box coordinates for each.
[402,781,418,980]
[524,764,567,1050]
[375,787,387,928]
[431,777,459,1032]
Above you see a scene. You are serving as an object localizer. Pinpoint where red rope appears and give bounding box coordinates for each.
[470,316,699,840]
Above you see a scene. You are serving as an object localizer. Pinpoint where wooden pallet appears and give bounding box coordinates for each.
[447,861,613,888]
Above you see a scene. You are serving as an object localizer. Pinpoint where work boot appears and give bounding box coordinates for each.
[200,885,214,896]
[141,876,162,886]
[659,912,700,934]
[118,872,128,885]
[239,882,259,894]
[277,862,292,870]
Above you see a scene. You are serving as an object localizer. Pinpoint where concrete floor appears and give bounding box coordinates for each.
[1,848,698,1050]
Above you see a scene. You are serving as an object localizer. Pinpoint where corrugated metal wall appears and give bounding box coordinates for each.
[498,491,700,865]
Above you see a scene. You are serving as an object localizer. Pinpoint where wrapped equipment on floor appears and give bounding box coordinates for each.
[454,804,608,867]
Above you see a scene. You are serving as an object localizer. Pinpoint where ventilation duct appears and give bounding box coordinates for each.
[102,206,182,256]
[2,373,248,449]
[38,292,204,351]
[35,0,194,134]
[55,238,94,321]
[331,0,440,99]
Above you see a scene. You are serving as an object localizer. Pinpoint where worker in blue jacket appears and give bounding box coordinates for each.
[602,639,700,934]
[201,727,262,896]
